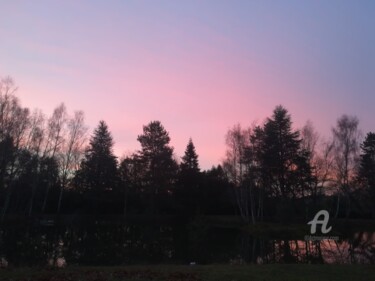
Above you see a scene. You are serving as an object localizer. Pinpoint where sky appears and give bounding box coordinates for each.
[1,0,374,169]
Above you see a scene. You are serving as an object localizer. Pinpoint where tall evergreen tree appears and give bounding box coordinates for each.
[177,139,201,216]
[358,132,375,217]
[76,120,118,192]
[137,121,177,193]
[261,106,314,221]
[262,106,301,198]
[180,138,200,173]
[137,121,177,214]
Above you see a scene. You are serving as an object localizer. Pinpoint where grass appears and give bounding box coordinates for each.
[1,265,375,281]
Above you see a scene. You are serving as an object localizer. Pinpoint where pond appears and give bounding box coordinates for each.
[1,218,374,266]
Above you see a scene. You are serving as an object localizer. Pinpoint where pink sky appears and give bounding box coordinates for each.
[1,1,374,169]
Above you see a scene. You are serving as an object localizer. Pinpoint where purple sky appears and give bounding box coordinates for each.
[1,1,374,169]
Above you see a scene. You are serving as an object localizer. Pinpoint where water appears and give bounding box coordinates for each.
[1,219,374,266]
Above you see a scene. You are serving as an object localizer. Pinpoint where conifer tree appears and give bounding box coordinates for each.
[359,132,375,217]
[76,120,118,192]
[180,138,200,173]
[137,121,177,193]
[262,106,313,200]
[177,138,201,216]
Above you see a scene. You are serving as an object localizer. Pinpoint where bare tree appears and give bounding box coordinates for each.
[300,121,320,212]
[247,125,266,223]
[332,115,361,218]
[57,110,87,214]
[223,124,253,223]
[301,121,319,160]
[41,104,68,213]
[0,76,19,140]
[25,110,45,153]
[315,140,335,193]
[0,77,35,220]
[43,103,67,158]
[27,112,46,217]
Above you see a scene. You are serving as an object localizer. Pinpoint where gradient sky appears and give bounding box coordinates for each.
[1,0,374,169]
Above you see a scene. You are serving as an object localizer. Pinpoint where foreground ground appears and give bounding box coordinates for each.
[1,265,375,281]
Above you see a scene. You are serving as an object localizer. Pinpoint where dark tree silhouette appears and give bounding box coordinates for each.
[75,121,118,193]
[263,106,301,197]
[0,136,15,191]
[359,132,375,217]
[177,139,201,216]
[261,105,313,221]
[200,165,233,215]
[119,154,144,216]
[137,121,177,192]
[248,125,266,222]
[180,138,200,173]
[332,115,360,218]
[223,124,250,221]
[57,111,87,214]
[137,121,178,214]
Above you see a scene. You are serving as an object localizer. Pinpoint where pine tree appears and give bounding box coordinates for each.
[359,132,375,182]
[76,120,118,192]
[177,139,201,216]
[180,138,200,173]
[262,105,313,200]
[359,132,375,216]
[137,121,177,193]
[136,121,177,214]
[179,138,200,190]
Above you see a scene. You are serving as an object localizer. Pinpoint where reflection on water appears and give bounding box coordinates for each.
[262,236,375,264]
[0,220,374,266]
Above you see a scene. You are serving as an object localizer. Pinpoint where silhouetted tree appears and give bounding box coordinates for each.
[177,139,201,216]
[0,76,23,142]
[180,138,200,188]
[223,124,251,222]
[261,105,313,221]
[301,121,327,214]
[358,132,375,217]
[246,125,266,223]
[181,138,200,173]
[43,104,67,158]
[119,153,144,216]
[137,121,178,213]
[332,115,361,218]
[314,140,335,200]
[75,121,118,212]
[57,111,87,213]
[301,121,319,159]
[0,136,15,191]
[200,165,234,215]
[223,124,268,224]
[0,77,31,220]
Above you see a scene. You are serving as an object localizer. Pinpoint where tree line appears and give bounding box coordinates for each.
[223,106,375,223]
[0,76,374,223]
